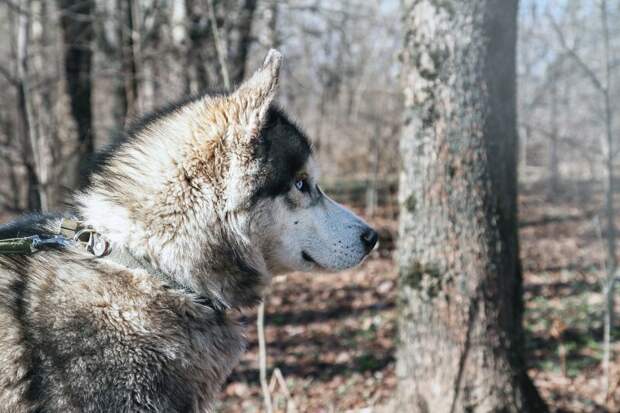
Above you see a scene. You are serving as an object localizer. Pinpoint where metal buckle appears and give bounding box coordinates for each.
[73,228,110,257]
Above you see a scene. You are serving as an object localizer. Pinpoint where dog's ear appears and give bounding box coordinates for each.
[229,49,282,142]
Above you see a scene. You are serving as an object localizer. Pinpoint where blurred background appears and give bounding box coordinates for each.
[0,0,619,412]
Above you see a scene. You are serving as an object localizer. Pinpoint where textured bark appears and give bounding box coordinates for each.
[15,1,41,212]
[58,0,95,187]
[118,0,140,124]
[228,0,257,85]
[0,115,21,211]
[397,1,547,412]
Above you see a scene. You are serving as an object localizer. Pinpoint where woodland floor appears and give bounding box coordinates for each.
[0,182,618,412]
[216,181,620,413]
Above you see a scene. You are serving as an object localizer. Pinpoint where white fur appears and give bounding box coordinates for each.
[256,159,373,274]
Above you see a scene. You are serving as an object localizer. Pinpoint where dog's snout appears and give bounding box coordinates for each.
[360,228,378,253]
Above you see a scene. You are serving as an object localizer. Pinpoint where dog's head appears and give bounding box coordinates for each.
[252,129,378,274]
[212,50,378,274]
[80,50,377,306]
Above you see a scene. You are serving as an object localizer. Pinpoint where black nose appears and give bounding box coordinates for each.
[361,228,378,253]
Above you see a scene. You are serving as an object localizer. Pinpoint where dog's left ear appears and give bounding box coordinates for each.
[230,49,282,142]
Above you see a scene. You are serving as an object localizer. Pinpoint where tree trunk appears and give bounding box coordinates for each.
[397,1,547,411]
[262,0,279,50]
[145,1,170,109]
[600,0,616,395]
[15,1,41,212]
[228,0,257,85]
[548,72,559,197]
[58,0,95,188]
[185,0,211,92]
[366,123,381,217]
[117,0,140,125]
[0,113,21,212]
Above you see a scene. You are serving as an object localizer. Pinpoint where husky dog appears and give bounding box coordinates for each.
[0,50,377,412]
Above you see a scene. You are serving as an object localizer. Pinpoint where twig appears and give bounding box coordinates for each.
[594,215,615,396]
[273,368,297,413]
[257,301,273,413]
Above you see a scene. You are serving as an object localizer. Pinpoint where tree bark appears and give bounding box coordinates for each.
[397,1,547,411]
[228,0,257,85]
[117,0,140,125]
[0,110,22,212]
[58,0,95,188]
[15,0,42,212]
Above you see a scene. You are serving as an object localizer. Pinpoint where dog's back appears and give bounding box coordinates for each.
[0,216,243,412]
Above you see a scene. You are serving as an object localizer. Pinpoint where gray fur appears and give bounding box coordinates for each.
[0,240,243,412]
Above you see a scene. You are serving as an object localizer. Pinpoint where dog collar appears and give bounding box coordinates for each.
[1,219,228,314]
[63,219,229,313]
[104,245,230,313]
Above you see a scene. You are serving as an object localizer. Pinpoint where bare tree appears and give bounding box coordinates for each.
[58,0,95,187]
[118,0,141,124]
[547,59,562,197]
[0,101,22,212]
[14,0,43,211]
[184,0,212,91]
[227,0,257,85]
[397,1,547,410]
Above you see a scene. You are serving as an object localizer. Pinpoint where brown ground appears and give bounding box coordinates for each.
[1,184,619,412]
[216,186,620,413]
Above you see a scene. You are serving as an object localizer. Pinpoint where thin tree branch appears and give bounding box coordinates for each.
[547,10,605,93]
[257,301,273,413]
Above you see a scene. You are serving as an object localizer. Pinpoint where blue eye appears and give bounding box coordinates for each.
[295,178,308,192]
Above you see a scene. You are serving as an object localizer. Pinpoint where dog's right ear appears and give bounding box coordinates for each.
[228,49,282,143]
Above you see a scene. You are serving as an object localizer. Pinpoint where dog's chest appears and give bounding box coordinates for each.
[163,306,245,410]
[0,257,246,412]
[87,271,247,410]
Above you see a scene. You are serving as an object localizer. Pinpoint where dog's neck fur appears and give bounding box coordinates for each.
[76,193,269,309]
[76,52,284,309]
[77,183,270,309]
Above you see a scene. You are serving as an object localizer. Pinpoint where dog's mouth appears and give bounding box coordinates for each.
[301,251,319,267]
